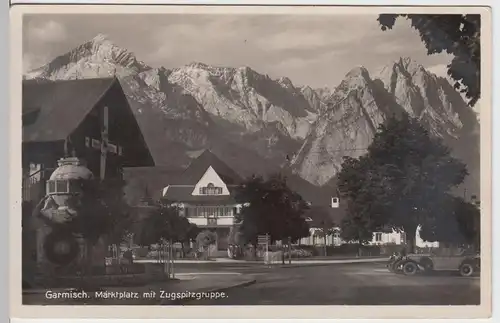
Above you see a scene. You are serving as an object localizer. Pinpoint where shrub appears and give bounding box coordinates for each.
[134,247,149,258]
[284,248,313,258]
[196,230,217,249]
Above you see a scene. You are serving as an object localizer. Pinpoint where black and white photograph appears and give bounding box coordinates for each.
[12,4,491,319]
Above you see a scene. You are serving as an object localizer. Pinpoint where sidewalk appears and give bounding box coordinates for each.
[22,274,256,305]
[135,256,388,265]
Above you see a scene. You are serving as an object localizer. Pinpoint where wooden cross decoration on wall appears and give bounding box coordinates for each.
[84,106,123,180]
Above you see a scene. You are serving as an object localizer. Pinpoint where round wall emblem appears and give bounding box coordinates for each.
[43,231,80,265]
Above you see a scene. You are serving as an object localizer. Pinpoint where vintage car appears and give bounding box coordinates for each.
[387,252,405,273]
[397,248,480,277]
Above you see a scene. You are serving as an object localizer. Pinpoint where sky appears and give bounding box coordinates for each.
[22,14,454,88]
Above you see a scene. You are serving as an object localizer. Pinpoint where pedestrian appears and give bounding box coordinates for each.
[400,245,407,257]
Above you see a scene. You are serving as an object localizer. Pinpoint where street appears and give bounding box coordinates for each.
[22,261,480,306]
[180,262,480,306]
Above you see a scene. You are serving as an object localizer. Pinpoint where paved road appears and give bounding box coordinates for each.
[185,262,480,306]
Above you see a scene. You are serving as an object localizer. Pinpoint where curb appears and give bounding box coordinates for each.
[264,259,387,268]
[137,257,389,264]
[163,279,257,305]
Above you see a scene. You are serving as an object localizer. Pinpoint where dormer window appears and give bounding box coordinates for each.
[199,183,223,195]
[331,197,340,208]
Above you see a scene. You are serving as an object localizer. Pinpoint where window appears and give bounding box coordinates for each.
[56,180,69,193]
[375,233,382,242]
[199,183,223,195]
[191,206,234,218]
[47,181,56,194]
[46,179,84,194]
[46,180,70,194]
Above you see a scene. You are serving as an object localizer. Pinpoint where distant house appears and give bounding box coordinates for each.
[160,150,246,254]
[299,204,344,246]
[366,226,406,246]
[22,77,155,203]
[297,192,439,248]
[367,225,439,248]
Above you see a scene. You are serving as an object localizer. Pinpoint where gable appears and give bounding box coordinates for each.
[22,77,116,143]
[192,166,230,196]
[176,150,242,185]
[22,77,155,167]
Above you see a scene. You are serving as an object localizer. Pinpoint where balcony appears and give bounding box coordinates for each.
[186,216,236,227]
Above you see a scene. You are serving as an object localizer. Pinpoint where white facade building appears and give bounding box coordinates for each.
[300,223,440,248]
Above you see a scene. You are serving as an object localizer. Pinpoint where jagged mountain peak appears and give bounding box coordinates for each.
[396,56,426,73]
[25,33,150,80]
[300,85,313,92]
[186,61,210,69]
[293,57,479,191]
[329,65,374,102]
[278,76,294,88]
[90,33,113,45]
[238,65,252,72]
[346,65,370,79]
[377,56,429,81]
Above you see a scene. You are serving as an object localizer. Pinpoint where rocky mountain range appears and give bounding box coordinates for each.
[24,34,480,203]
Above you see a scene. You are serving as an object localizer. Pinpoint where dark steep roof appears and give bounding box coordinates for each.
[123,166,184,205]
[173,150,243,185]
[303,204,346,228]
[22,77,117,142]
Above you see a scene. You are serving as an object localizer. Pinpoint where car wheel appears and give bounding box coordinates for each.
[394,261,404,274]
[402,261,418,276]
[459,263,474,277]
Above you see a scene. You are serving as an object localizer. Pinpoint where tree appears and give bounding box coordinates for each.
[195,230,217,259]
[339,203,375,245]
[235,174,310,254]
[337,113,468,252]
[378,14,480,107]
[419,195,480,248]
[136,204,198,247]
[61,178,133,268]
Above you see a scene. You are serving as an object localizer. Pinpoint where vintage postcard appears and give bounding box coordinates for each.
[10,4,492,319]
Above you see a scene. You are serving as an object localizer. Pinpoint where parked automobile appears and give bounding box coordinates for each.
[398,248,480,277]
[387,252,405,273]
